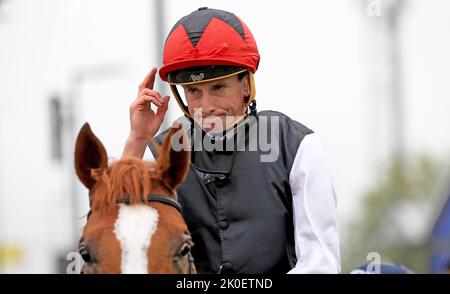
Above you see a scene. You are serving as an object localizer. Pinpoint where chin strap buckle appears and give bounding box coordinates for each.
[248,100,257,116]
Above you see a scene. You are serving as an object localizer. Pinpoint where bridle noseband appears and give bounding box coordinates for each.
[123,194,183,213]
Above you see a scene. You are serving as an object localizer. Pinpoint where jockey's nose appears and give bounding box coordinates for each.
[199,93,216,115]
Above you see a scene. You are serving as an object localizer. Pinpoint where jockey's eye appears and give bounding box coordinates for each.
[78,243,92,263]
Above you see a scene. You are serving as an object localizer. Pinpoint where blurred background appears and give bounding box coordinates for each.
[0,0,449,273]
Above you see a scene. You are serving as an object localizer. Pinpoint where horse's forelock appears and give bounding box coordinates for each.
[91,157,159,213]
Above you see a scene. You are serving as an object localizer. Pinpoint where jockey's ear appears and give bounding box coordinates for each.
[74,123,108,190]
[157,122,190,192]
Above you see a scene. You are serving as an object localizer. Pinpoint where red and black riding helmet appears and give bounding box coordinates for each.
[159,7,260,117]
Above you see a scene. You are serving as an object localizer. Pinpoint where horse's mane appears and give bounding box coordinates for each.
[89,156,161,213]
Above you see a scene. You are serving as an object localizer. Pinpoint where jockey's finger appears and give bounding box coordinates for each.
[138,67,157,91]
[140,88,163,103]
[131,95,160,112]
[159,95,170,111]
[142,95,163,107]
[156,96,170,120]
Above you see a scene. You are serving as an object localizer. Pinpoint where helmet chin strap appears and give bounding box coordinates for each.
[169,84,191,118]
[248,100,257,116]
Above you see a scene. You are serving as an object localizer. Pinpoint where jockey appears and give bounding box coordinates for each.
[123,7,341,274]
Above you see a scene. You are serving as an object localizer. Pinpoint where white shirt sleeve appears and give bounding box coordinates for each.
[287,133,341,274]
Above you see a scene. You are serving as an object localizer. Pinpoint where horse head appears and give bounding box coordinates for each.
[74,122,195,274]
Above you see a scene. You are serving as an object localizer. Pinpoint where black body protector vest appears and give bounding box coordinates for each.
[151,111,313,273]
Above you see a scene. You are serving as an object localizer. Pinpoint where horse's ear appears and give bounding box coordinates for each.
[157,122,190,191]
[74,123,108,190]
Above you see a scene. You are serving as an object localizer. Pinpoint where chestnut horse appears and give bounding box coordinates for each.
[74,122,195,274]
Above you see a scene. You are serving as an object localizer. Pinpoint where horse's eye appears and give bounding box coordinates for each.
[178,243,191,258]
[79,244,92,263]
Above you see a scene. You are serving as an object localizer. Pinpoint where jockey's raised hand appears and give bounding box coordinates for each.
[123,67,170,158]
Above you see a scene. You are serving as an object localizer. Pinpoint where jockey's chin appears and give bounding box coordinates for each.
[200,114,246,134]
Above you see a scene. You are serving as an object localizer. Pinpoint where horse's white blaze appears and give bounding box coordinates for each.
[114,204,159,274]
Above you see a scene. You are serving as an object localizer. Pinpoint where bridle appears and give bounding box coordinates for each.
[86,194,195,274]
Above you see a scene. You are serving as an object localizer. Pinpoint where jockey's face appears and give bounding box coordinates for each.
[182,74,250,133]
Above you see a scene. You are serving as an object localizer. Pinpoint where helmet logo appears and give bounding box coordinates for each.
[190,73,205,82]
